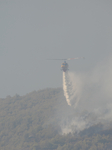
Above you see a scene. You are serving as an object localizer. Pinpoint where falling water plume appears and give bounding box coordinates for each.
[63,71,71,106]
[62,71,80,107]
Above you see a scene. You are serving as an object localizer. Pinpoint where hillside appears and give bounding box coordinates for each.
[0,88,112,150]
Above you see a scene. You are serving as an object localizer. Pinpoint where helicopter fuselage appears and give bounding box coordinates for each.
[61,61,69,72]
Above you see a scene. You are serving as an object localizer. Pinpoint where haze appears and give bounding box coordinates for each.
[0,0,112,98]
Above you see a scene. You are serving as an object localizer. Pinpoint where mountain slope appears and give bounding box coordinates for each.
[0,88,112,150]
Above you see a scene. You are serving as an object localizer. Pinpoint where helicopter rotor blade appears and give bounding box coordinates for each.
[47,57,85,61]
[47,58,67,60]
[67,57,85,60]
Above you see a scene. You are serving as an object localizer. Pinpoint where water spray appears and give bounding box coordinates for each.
[62,71,80,107]
[63,71,71,106]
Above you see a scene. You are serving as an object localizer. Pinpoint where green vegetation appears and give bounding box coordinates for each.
[0,88,111,150]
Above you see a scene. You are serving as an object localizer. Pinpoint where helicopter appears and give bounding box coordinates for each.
[47,57,84,72]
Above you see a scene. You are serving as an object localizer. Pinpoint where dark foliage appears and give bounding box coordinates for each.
[0,88,111,150]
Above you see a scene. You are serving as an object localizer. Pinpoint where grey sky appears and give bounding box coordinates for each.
[0,0,112,97]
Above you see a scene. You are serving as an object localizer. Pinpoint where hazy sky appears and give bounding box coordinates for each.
[0,0,112,98]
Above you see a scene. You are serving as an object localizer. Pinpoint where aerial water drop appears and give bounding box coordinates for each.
[63,71,80,107]
[63,71,71,106]
[47,57,84,107]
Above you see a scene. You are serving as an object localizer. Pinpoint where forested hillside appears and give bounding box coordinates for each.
[0,88,112,150]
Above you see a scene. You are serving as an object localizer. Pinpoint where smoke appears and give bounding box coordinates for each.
[61,56,112,134]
